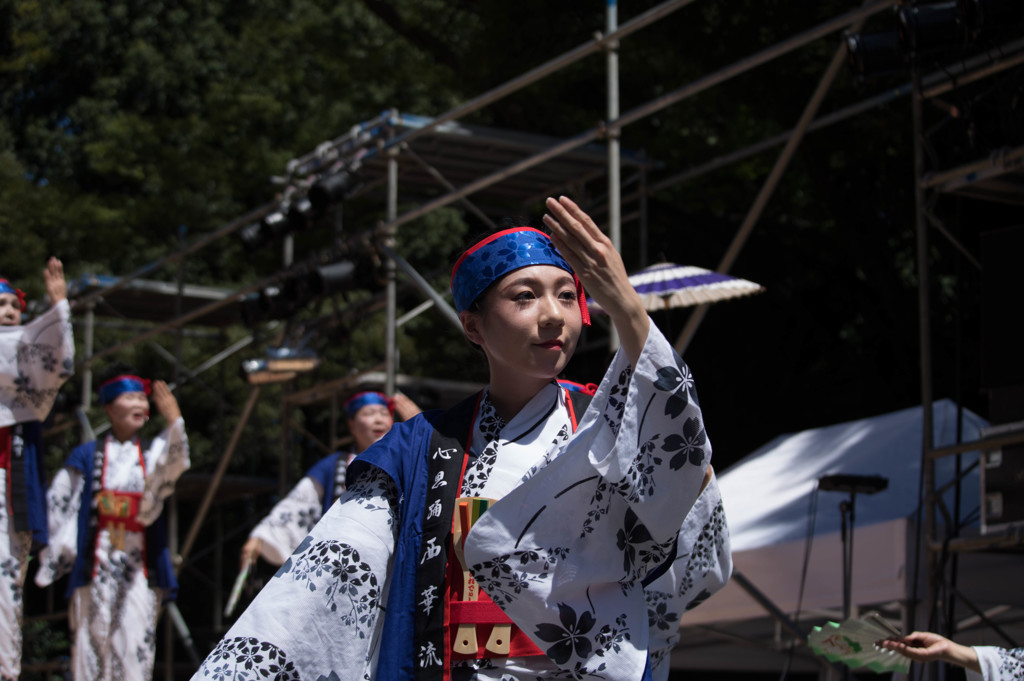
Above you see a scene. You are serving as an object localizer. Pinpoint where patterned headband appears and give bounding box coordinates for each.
[344,391,394,419]
[0,279,27,312]
[450,227,590,325]
[98,375,151,405]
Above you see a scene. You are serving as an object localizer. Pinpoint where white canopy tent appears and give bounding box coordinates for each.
[669,400,1023,677]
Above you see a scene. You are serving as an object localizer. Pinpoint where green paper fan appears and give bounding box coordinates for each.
[808,612,910,674]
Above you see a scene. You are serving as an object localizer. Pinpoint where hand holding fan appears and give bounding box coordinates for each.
[808,611,911,674]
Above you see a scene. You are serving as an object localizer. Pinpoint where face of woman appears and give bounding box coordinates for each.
[0,293,22,326]
[462,265,582,384]
[348,404,394,452]
[104,391,150,441]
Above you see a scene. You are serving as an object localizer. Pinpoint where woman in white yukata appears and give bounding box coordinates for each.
[36,372,190,681]
[0,258,74,681]
[193,196,732,681]
[239,390,420,570]
[880,631,1024,680]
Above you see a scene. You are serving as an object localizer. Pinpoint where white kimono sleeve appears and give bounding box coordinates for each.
[465,321,721,681]
[968,647,1024,681]
[645,475,732,681]
[34,466,85,587]
[0,300,74,427]
[137,417,190,527]
[192,468,398,681]
[248,477,324,566]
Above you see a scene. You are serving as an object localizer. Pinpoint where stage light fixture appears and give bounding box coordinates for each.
[310,260,358,296]
[240,201,321,252]
[287,197,317,234]
[897,2,968,53]
[262,210,289,237]
[265,346,321,373]
[239,210,289,252]
[239,285,291,326]
[241,358,297,385]
[845,29,907,79]
[238,222,264,251]
[241,345,320,384]
[308,171,360,215]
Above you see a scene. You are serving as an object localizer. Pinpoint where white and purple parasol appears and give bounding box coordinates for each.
[588,262,765,313]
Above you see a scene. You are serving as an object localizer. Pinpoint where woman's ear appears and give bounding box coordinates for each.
[459,310,484,346]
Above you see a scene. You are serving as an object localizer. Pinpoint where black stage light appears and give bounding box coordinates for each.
[308,171,360,215]
[239,222,265,252]
[262,210,289,238]
[310,260,358,296]
[897,2,968,53]
[287,196,319,234]
[240,288,274,326]
[239,210,289,252]
[240,258,376,327]
[845,29,907,79]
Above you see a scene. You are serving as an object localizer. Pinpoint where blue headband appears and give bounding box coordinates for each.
[450,227,590,324]
[0,279,26,312]
[99,375,151,405]
[344,391,393,419]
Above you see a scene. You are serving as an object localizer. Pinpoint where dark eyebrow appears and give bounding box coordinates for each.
[498,273,575,291]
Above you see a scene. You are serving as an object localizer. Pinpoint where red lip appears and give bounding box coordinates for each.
[537,340,563,349]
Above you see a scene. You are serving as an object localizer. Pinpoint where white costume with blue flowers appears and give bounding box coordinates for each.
[968,647,1024,681]
[36,419,190,681]
[0,298,74,681]
[248,452,356,566]
[193,322,731,681]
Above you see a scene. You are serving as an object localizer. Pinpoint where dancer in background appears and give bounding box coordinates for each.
[36,370,190,681]
[880,631,1024,681]
[0,257,74,681]
[194,196,731,681]
[239,390,420,569]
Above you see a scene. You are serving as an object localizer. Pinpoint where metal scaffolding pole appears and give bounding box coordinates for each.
[385,150,399,395]
[912,64,937,637]
[607,0,622,352]
[673,5,874,354]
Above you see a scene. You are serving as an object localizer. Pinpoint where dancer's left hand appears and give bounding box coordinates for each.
[543,195,649,364]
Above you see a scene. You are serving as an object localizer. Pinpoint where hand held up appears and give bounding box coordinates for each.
[542,196,649,365]
[151,380,182,423]
[43,257,67,305]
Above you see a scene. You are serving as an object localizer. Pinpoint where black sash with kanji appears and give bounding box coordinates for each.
[414,389,593,681]
[7,424,29,532]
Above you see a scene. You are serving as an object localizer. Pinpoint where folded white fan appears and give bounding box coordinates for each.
[223,563,250,618]
[808,612,911,674]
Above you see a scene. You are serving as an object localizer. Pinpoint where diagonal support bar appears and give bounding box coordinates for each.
[674,6,874,355]
[178,386,262,571]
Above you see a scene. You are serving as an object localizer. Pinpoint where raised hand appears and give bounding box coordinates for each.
[542,195,649,364]
[151,380,182,423]
[43,257,67,305]
[392,392,421,421]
